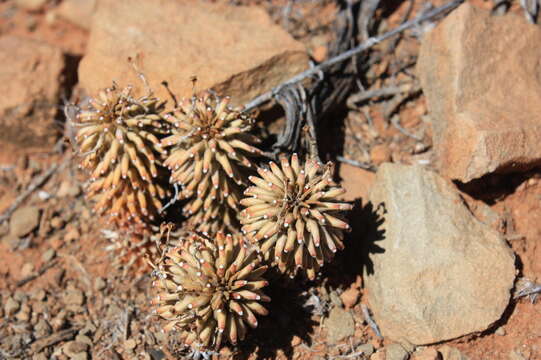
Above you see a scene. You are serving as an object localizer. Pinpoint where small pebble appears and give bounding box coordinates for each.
[94,277,106,291]
[5,297,20,316]
[66,341,89,355]
[21,262,35,278]
[64,288,85,306]
[124,338,137,350]
[50,217,65,229]
[495,327,506,336]
[412,348,440,360]
[64,227,80,243]
[15,303,31,322]
[32,289,46,301]
[290,335,302,347]
[32,353,48,360]
[34,318,52,337]
[42,248,56,262]
[356,343,375,357]
[385,343,409,360]
[75,334,93,346]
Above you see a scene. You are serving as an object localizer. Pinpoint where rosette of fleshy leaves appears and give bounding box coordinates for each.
[75,83,170,229]
[151,232,270,350]
[160,92,262,234]
[239,154,352,279]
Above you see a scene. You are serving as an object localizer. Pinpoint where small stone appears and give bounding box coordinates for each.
[34,318,52,337]
[371,351,386,360]
[70,353,89,360]
[56,180,81,198]
[79,321,97,335]
[291,335,302,347]
[65,341,89,355]
[64,227,80,243]
[42,248,56,262]
[438,345,469,360]
[385,343,409,360]
[412,348,440,360]
[32,353,48,360]
[75,334,93,346]
[340,286,360,309]
[15,303,31,321]
[371,144,392,165]
[94,277,106,291]
[10,206,40,237]
[5,297,20,316]
[64,288,85,306]
[50,217,65,229]
[21,262,34,278]
[325,307,355,343]
[495,327,506,336]
[356,344,375,357]
[124,338,137,350]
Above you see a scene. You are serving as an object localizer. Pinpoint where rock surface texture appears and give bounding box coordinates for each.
[79,0,309,106]
[0,36,64,157]
[417,3,541,182]
[365,163,515,345]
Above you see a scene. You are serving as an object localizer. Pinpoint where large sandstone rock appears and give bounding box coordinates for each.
[417,4,541,182]
[365,163,515,345]
[79,0,309,106]
[0,36,64,159]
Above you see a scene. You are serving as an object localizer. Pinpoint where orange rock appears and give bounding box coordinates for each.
[338,163,375,202]
[340,286,360,309]
[79,0,309,106]
[418,3,541,182]
[0,36,63,157]
[370,144,392,166]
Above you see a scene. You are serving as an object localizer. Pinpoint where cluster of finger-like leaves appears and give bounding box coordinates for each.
[239,154,352,280]
[75,84,169,229]
[152,232,269,350]
[161,92,262,234]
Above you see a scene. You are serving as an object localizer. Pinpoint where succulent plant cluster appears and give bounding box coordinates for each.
[152,232,269,349]
[73,77,352,351]
[240,154,352,280]
[75,83,169,230]
[161,92,262,234]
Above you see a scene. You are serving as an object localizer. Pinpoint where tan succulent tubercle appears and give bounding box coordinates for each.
[75,83,169,229]
[239,154,352,280]
[161,92,262,233]
[152,232,270,350]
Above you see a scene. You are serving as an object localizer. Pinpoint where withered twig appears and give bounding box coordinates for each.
[30,327,80,353]
[346,84,414,109]
[0,162,63,224]
[391,115,423,141]
[336,156,375,172]
[159,183,180,213]
[243,0,464,112]
[16,260,58,288]
[361,304,382,338]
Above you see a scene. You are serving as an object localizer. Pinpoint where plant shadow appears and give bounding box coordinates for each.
[323,198,387,290]
[236,271,318,360]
